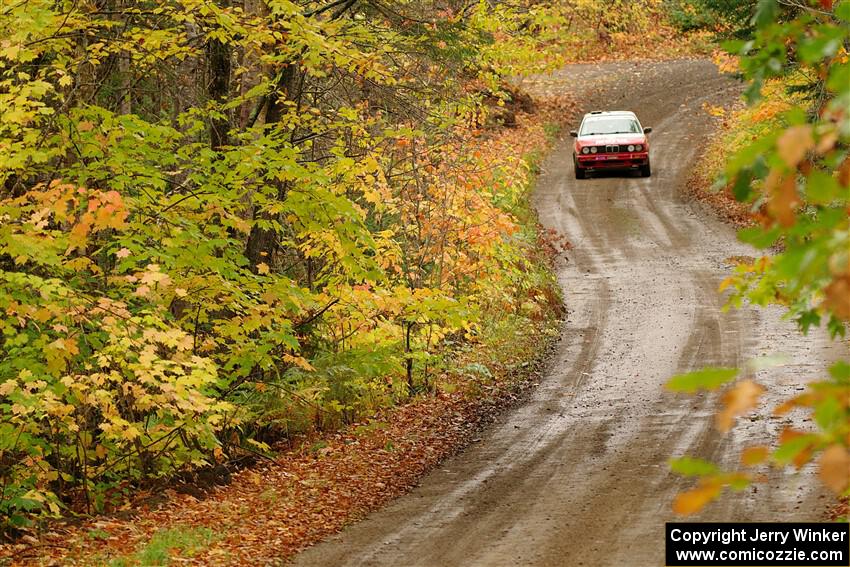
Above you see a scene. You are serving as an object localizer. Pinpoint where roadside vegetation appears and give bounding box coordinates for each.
[666,0,850,517]
[0,0,562,537]
[688,73,802,226]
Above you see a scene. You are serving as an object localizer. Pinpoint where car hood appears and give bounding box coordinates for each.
[577,134,645,145]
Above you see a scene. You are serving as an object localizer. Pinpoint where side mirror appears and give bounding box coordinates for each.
[569,130,578,137]
[643,127,652,134]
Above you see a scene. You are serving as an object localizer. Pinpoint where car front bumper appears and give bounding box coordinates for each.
[577,152,649,170]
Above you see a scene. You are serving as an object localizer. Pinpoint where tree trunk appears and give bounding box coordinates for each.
[207,2,231,149]
[244,64,299,267]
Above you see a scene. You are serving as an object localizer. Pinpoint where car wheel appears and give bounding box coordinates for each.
[574,158,586,179]
[640,162,651,177]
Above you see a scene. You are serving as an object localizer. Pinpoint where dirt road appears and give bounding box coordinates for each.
[290,60,845,567]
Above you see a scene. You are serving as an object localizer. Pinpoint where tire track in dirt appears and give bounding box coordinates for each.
[290,59,845,567]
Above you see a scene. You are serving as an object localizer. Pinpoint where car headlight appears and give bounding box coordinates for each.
[590,146,597,154]
[635,144,643,151]
[627,144,635,152]
[581,147,590,154]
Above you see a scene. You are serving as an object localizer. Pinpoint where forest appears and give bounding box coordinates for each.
[0,0,848,564]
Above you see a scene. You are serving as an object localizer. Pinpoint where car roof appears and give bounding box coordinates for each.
[583,110,637,118]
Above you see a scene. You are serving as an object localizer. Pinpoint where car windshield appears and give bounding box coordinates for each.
[580,117,640,136]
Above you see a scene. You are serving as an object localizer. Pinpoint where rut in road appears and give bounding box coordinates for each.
[290,60,845,567]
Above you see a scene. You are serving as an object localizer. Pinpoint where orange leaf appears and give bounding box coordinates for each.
[741,446,769,466]
[718,276,735,292]
[822,275,850,320]
[673,482,721,515]
[838,156,850,187]
[815,130,838,154]
[765,171,798,228]
[776,125,814,168]
[717,379,765,432]
[68,220,91,250]
[774,393,815,415]
[818,445,850,494]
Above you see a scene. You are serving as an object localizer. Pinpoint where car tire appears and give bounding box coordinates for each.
[640,162,651,177]
[574,158,586,179]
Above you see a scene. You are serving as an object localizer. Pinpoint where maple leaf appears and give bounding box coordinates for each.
[0,380,17,396]
[116,247,131,258]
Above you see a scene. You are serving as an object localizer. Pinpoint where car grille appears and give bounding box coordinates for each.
[599,144,622,153]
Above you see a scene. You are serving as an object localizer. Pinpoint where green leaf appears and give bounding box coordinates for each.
[738,226,781,249]
[773,434,818,465]
[813,397,841,431]
[804,170,841,204]
[670,456,720,477]
[828,361,850,383]
[667,367,739,393]
[835,0,850,22]
[732,169,753,201]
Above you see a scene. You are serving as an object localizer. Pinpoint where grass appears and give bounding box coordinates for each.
[106,526,218,566]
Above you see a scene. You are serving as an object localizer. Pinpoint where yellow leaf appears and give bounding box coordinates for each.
[702,103,726,117]
[121,426,139,441]
[68,221,91,250]
[283,353,315,371]
[256,262,270,275]
[63,338,79,356]
[717,379,765,432]
[116,247,131,258]
[818,445,850,494]
[78,120,95,132]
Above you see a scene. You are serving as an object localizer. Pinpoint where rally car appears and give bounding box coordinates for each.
[570,110,652,179]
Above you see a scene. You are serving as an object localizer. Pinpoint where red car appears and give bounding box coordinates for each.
[570,111,652,179]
